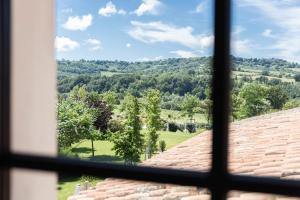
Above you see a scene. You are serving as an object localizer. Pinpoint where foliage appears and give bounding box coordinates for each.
[86,92,113,135]
[186,123,196,133]
[57,98,96,149]
[238,83,270,118]
[100,91,118,109]
[261,70,270,76]
[231,92,243,121]
[143,89,162,158]
[200,89,213,124]
[111,94,144,164]
[181,94,200,120]
[294,74,300,82]
[159,140,166,152]
[108,119,125,133]
[266,86,289,109]
[168,122,179,132]
[283,99,300,110]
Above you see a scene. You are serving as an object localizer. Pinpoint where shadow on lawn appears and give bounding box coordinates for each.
[89,155,123,163]
[71,147,93,154]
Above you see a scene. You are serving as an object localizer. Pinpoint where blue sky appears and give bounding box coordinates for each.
[56,0,300,62]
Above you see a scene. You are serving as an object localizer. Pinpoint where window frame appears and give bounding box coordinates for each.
[1,0,300,200]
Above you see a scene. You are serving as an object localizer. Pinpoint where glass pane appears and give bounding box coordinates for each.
[228,191,300,200]
[56,0,213,199]
[229,0,300,180]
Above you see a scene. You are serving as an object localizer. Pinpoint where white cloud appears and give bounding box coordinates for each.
[55,36,80,52]
[126,43,131,48]
[128,21,213,50]
[98,1,126,17]
[232,39,251,54]
[239,0,300,62]
[195,0,207,13]
[233,26,245,35]
[98,1,117,16]
[63,14,92,31]
[118,9,127,15]
[86,39,101,51]
[170,50,198,58]
[134,0,163,16]
[262,29,273,37]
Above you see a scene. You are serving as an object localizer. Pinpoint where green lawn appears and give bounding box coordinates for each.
[58,130,201,200]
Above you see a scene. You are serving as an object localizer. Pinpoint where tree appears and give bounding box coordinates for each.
[181,94,200,121]
[112,94,144,164]
[239,83,270,118]
[266,86,288,109]
[261,70,270,76]
[294,74,300,82]
[100,91,118,109]
[200,89,213,125]
[231,92,242,121]
[143,89,161,158]
[86,92,113,136]
[57,98,96,150]
[62,86,113,156]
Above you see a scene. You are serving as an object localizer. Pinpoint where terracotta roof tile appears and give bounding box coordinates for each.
[68,108,300,200]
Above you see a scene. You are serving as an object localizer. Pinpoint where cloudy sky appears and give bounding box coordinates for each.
[56,0,300,62]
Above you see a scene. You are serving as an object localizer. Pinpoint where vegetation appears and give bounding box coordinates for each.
[111,94,144,164]
[143,89,162,158]
[57,56,300,199]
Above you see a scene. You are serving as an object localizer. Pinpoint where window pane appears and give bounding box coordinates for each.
[229,0,300,180]
[56,0,213,199]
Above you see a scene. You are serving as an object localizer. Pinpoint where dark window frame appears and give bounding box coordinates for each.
[1,0,300,200]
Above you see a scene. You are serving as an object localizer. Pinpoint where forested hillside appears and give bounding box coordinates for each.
[58,57,300,104]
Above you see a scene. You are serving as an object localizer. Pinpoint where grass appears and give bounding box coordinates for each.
[58,130,201,200]
[57,176,100,200]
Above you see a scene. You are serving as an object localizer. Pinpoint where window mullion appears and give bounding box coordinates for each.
[211,0,231,199]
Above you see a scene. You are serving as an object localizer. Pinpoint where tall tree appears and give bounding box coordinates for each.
[239,83,270,118]
[112,94,144,164]
[143,89,161,158]
[200,89,213,125]
[266,86,288,109]
[57,98,96,150]
[181,94,200,121]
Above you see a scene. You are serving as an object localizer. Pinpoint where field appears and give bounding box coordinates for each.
[58,130,201,200]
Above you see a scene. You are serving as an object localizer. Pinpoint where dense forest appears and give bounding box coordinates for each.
[57,56,300,112]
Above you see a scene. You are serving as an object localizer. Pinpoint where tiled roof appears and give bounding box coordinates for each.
[68,108,300,200]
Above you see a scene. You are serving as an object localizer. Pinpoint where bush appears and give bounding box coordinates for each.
[262,70,270,76]
[168,122,179,132]
[294,74,300,82]
[186,123,196,133]
[283,99,300,110]
[159,140,166,152]
[108,119,125,133]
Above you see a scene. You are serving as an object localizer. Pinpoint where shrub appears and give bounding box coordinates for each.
[186,123,196,133]
[108,119,125,133]
[159,140,166,152]
[283,99,300,110]
[262,70,270,76]
[168,122,179,132]
[294,74,300,82]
